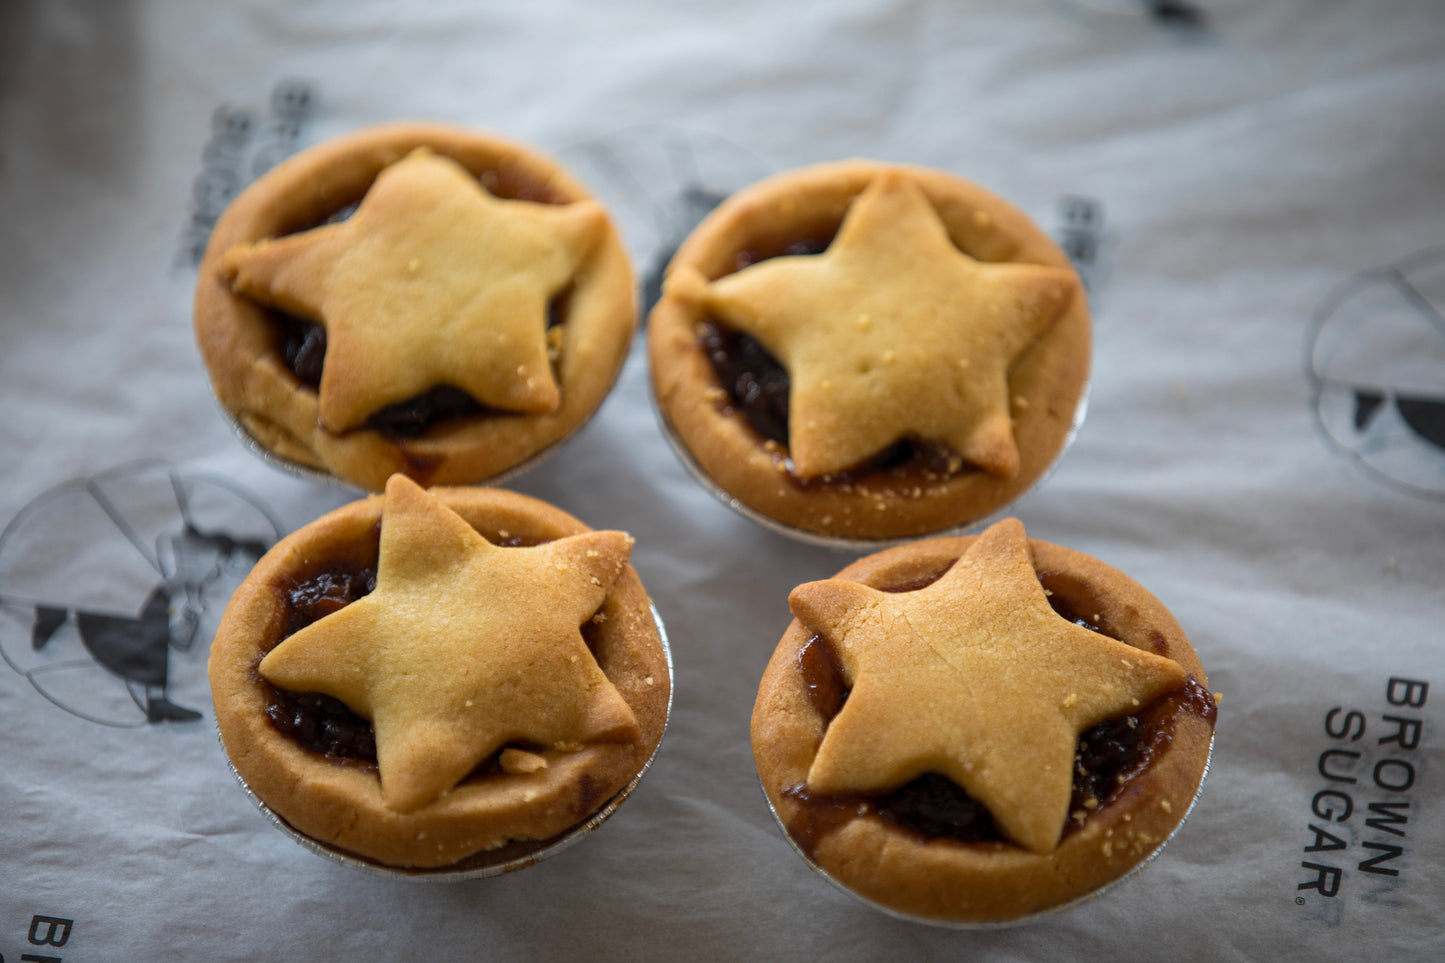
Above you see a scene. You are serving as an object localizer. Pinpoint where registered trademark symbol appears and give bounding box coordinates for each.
[1296,897,1306,905]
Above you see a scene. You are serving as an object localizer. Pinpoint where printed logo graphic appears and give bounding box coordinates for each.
[1055,195,1106,295]
[0,461,280,727]
[175,78,316,270]
[1306,246,1445,498]
[1296,677,1428,924]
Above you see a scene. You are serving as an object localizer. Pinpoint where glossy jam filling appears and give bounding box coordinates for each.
[262,560,380,768]
[258,531,560,770]
[264,166,573,437]
[783,567,1216,855]
[697,233,976,489]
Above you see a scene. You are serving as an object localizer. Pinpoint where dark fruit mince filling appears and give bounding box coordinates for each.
[276,312,326,390]
[698,233,982,489]
[701,321,790,445]
[364,386,488,439]
[269,287,572,438]
[259,532,553,770]
[262,559,380,767]
[784,568,1217,855]
[275,292,570,439]
[260,165,575,435]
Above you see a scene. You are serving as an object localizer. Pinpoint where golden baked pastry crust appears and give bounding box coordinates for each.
[751,520,1214,923]
[195,122,635,491]
[649,161,1090,540]
[210,480,669,869]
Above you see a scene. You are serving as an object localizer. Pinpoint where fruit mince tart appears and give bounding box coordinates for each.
[750,518,1216,924]
[648,160,1090,544]
[194,122,636,491]
[209,475,671,876]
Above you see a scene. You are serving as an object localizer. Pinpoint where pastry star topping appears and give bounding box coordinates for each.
[790,518,1185,854]
[220,148,607,433]
[669,169,1079,479]
[258,475,640,814]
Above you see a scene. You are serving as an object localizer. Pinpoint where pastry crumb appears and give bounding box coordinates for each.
[1101,841,1114,858]
[1213,691,1223,705]
[500,748,548,774]
[591,612,607,624]
[1063,693,1078,708]
[1159,799,1172,813]
[498,529,510,539]
[645,676,655,686]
